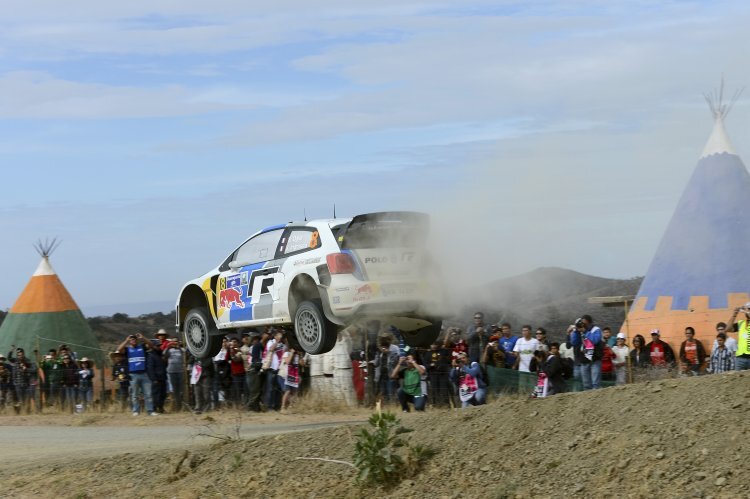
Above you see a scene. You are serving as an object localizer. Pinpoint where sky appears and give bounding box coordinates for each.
[1,0,749,315]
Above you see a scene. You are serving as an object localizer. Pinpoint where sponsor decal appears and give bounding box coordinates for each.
[220,287,245,309]
[247,266,280,301]
[293,257,321,266]
[364,252,416,264]
[309,231,319,249]
[332,296,341,304]
[334,287,350,292]
[218,272,249,310]
[381,283,417,298]
[226,272,248,289]
[353,283,380,302]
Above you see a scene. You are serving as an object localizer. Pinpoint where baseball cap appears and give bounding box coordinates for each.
[156,329,168,336]
[616,332,626,340]
[650,329,660,336]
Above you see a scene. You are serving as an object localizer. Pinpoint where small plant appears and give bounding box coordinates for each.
[352,410,433,487]
[404,444,436,476]
[193,412,243,443]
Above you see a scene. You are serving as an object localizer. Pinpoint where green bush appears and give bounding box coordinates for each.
[353,411,434,488]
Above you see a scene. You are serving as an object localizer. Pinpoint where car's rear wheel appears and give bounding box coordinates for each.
[184,307,223,359]
[293,300,337,354]
[402,318,443,348]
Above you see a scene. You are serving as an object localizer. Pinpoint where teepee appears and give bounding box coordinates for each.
[626,83,748,347]
[0,240,103,364]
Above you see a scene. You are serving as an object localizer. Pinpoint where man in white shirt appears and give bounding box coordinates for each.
[513,325,541,373]
[513,325,540,395]
[262,329,285,411]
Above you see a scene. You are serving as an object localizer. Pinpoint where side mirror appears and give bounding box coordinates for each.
[228,261,241,270]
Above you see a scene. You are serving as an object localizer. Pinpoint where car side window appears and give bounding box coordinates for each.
[234,229,284,265]
[282,228,321,256]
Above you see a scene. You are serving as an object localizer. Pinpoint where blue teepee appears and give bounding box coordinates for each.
[628,85,749,345]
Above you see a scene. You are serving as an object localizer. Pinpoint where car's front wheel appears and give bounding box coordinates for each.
[183,307,223,359]
[402,318,443,348]
[293,300,337,354]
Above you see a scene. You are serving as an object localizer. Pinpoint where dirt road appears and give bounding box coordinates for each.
[0,411,366,478]
[1,421,353,466]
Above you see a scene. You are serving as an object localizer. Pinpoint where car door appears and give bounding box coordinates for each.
[215,228,284,327]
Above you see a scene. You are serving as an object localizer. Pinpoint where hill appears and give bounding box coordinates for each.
[0,309,174,355]
[1,370,745,497]
[86,311,176,352]
[456,267,642,340]
[0,267,641,351]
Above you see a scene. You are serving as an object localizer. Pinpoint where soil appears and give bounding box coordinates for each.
[1,371,749,498]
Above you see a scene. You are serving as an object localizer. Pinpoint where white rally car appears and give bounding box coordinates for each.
[176,211,444,358]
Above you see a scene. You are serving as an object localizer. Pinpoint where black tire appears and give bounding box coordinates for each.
[285,330,305,352]
[402,318,443,348]
[293,300,337,355]
[183,307,223,359]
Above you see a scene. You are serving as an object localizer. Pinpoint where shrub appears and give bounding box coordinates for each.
[352,410,433,488]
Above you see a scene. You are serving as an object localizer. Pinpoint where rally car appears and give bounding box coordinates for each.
[176,211,444,358]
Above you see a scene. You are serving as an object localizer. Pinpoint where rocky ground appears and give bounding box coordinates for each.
[1,371,748,498]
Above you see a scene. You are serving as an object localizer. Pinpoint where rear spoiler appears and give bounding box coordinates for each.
[337,211,429,249]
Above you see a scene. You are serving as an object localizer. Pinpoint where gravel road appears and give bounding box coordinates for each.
[0,420,357,470]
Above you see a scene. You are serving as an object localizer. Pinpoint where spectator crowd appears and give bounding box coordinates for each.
[2,303,750,415]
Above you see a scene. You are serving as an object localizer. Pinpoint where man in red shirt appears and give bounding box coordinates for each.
[645,329,675,368]
[679,327,706,375]
[600,343,616,382]
[228,337,246,407]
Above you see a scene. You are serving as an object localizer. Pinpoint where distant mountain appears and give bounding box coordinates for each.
[87,311,177,352]
[1,267,642,351]
[81,300,174,318]
[455,267,643,341]
[0,308,175,355]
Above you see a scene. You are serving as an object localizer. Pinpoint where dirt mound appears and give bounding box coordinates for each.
[3,372,748,498]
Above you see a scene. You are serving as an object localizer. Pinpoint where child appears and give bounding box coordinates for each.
[110,351,130,410]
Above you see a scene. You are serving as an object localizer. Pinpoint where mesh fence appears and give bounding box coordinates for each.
[485,365,616,397]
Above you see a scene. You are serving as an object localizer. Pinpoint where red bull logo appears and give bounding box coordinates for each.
[353,283,379,302]
[220,287,245,309]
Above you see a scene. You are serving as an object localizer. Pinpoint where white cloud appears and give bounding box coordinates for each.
[218,3,750,147]
[0,71,237,118]
[2,0,750,309]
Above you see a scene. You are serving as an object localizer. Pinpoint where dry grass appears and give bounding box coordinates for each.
[289,392,360,414]
[71,415,106,426]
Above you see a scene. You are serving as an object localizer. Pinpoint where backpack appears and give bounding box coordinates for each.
[560,357,574,379]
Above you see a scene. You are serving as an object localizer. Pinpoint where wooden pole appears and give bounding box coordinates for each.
[100,363,106,413]
[624,300,633,384]
[36,336,42,412]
